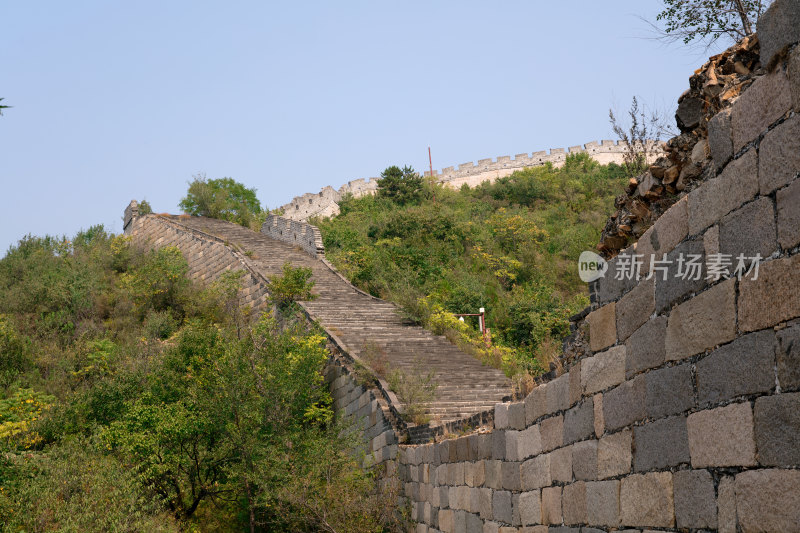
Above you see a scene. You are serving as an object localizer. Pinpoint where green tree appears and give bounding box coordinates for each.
[179,175,263,228]
[377,165,424,205]
[0,98,9,116]
[654,0,770,46]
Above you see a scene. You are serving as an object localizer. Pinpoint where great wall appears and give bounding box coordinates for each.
[279,140,660,222]
[125,0,800,530]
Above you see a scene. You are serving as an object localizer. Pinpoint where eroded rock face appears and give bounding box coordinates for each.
[599,35,762,258]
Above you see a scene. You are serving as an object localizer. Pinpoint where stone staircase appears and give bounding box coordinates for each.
[168,216,512,425]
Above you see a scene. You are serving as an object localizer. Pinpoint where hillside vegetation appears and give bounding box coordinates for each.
[314,153,628,377]
[0,228,401,532]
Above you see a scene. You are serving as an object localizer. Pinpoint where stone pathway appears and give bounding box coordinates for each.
[171,216,512,424]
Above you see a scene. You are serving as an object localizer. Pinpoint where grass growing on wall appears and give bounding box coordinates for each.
[314,153,628,378]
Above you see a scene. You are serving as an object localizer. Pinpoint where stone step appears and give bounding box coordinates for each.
[167,215,513,427]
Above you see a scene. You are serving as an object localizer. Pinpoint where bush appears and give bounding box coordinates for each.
[1,437,178,531]
[267,262,317,308]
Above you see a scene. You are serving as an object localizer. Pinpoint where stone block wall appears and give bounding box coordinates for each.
[260,214,325,258]
[124,209,406,470]
[396,3,800,530]
[278,140,656,222]
[125,213,270,314]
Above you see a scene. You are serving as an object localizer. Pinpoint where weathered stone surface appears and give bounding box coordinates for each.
[439,509,454,532]
[688,149,758,235]
[549,446,572,483]
[757,0,800,67]
[571,439,598,481]
[704,224,720,257]
[563,398,594,445]
[587,303,617,352]
[717,476,736,533]
[654,239,707,314]
[493,430,506,461]
[586,480,620,528]
[493,490,513,524]
[645,363,694,419]
[687,402,757,468]
[739,254,800,332]
[603,375,646,432]
[754,392,800,466]
[708,108,734,168]
[508,402,526,430]
[581,346,626,395]
[777,323,800,390]
[568,363,581,407]
[758,114,800,194]
[541,487,562,525]
[540,415,563,452]
[502,461,522,491]
[561,482,587,526]
[673,469,717,529]
[616,278,654,342]
[732,70,792,150]
[676,96,704,131]
[516,490,541,526]
[593,393,604,438]
[777,175,800,249]
[485,460,502,489]
[525,385,547,425]
[633,416,690,471]
[696,329,776,405]
[521,454,551,490]
[494,403,510,429]
[791,46,800,111]
[719,196,778,259]
[546,375,570,416]
[466,461,486,488]
[619,472,674,528]
[467,512,483,532]
[598,429,631,479]
[625,316,667,377]
[665,279,737,360]
[735,469,800,533]
[597,253,640,304]
[505,426,540,463]
[636,196,689,265]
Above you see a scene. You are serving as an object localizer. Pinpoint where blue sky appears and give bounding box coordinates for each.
[1,1,727,255]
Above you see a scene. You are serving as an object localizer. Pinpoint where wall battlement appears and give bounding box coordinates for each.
[279,139,659,222]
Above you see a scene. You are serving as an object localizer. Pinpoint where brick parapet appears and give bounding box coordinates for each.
[398,5,800,529]
[260,214,325,258]
[279,140,661,222]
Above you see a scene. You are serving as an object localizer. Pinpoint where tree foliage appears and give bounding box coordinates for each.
[655,0,771,45]
[377,165,424,205]
[0,98,9,116]
[0,227,402,532]
[179,175,265,229]
[316,153,628,377]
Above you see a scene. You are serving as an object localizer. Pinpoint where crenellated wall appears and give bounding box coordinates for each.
[279,140,660,222]
[125,213,270,314]
[395,3,800,530]
[260,214,325,258]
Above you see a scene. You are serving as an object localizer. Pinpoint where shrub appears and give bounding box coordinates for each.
[267,262,316,308]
